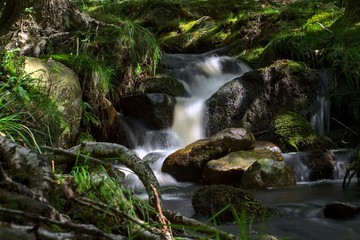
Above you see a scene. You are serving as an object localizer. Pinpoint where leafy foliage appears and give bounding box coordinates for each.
[71,162,153,236]
[0,49,64,149]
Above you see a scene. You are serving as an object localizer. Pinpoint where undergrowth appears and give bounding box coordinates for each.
[0,49,64,150]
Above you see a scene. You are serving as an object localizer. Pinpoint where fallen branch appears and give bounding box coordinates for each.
[0,137,53,199]
[0,207,126,240]
[42,142,161,209]
[164,210,236,240]
[0,163,68,222]
[74,196,164,240]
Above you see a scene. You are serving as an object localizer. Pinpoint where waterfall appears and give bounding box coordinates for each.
[121,52,251,190]
[283,149,354,182]
[310,70,330,134]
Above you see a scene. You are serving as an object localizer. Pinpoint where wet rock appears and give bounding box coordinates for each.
[323,202,360,220]
[305,150,336,181]
[202,149,282,186]
[162,128,255,182]
[206,60,318,135]
[120,93,176,130]
[242,158,296,188]
[133,76,187,97]
[192,185,273,223]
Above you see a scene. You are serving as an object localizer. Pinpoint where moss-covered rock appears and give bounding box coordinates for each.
[24,57,82,148]
[120,93,176,130]
[132,75,187,97]
[242,158,297,188]
[202,149,283,186]
[305,149,336,181]
[206,60,317,135]
[270,111,334,152]
[192,185,275,223]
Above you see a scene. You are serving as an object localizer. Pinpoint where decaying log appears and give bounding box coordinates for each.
[0,137,53,198]
[0,138,68,222]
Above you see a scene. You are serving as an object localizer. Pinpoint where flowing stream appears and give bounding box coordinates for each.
[120,52,360,240]
[122,52,251,188]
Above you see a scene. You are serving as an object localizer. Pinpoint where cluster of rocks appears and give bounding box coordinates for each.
[162,127,296,188]
[161,127,296,222]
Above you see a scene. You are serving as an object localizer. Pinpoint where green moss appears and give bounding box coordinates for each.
[192,185,274,223]
[270,111,334,152]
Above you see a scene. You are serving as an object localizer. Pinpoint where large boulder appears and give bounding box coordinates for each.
[206,60,318,135]
[202,149,283,186]
[323,202,360,220]
[24,57,82,148]
[120,93,176,130]
[303,149,336,181]
[242,158,296,188]
[192,185,275,223]
[162,128,255,182]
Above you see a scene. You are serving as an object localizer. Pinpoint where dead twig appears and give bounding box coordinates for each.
[150,184,173,240]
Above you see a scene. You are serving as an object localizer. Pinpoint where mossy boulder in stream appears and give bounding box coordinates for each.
[132,75,187,97]
[192,185,275,223]
[202,149,283,186]
[270,111,335,152]
[120,93,176,130]
[206,60,318,135]
[242,158,296,189]
[162,128,255,182]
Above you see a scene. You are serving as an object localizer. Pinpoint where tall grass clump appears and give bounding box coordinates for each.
[0,49,63,149]
[71,161,153,237]
[49,53,114,96]
[118,21,162,76]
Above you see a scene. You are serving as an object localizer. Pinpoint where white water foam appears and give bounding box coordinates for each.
[122,53,251,190]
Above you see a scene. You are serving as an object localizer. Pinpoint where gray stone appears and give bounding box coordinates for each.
[162,128,255,182]
[242,158,296,188]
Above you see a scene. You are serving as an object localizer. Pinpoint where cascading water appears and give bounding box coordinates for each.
[283,149,354,182]
[310,69,330,134]
[121,52,251,190]
[119,53,360,240]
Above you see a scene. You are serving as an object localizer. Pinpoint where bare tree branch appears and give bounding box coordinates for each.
[43,142,161,209]
[0,207,126,240]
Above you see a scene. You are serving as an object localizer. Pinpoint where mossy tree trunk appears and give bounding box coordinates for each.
[0,0,94,56]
